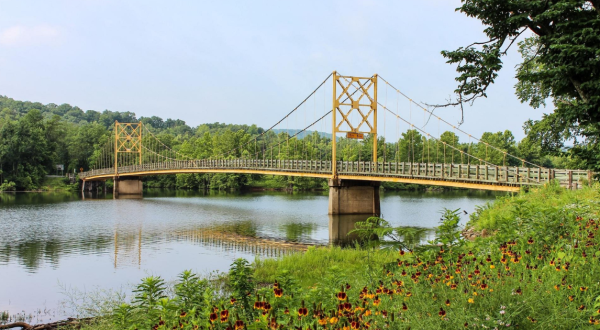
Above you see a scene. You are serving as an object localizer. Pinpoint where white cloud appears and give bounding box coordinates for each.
[0,25,62,47]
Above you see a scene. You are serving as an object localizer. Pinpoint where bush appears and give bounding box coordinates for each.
[0,180,16,191]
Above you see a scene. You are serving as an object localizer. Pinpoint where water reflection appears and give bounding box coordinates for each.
[0,189,499,272]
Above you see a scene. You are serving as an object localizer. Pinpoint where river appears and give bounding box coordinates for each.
[0,189,500,322]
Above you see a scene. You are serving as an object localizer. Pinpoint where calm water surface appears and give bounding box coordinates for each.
[0,189,500,320]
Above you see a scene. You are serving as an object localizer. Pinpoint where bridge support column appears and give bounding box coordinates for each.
[328,179,380,215]
[113,176,143,198]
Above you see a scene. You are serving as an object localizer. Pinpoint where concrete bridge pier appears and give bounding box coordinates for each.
[328,179,380,216]
[113,176,143,198]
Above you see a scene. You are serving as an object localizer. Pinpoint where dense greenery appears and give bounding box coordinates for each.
[0,95,585,191]
[61,183,600,329]
[442,0,600,169]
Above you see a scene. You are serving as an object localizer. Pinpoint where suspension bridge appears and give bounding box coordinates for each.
[80,72,593,214]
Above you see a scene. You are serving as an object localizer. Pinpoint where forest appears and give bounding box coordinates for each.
[0,95,586,191]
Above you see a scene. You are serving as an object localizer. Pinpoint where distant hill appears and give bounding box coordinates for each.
[272,129,331,139]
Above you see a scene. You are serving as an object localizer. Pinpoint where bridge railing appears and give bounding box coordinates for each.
[79,159,594,190]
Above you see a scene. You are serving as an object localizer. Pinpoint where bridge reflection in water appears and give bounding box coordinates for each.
[109,212,396,269]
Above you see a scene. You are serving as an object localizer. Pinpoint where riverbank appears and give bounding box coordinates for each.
[9,182,595,329]
[0,176,78,192]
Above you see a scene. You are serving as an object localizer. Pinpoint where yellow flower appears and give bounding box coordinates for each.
[468,298,474,303]
[490,264,496,269]
[329,317,339,324]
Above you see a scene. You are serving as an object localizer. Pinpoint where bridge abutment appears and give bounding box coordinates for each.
[113,176,143,198]
[328,179,380,215]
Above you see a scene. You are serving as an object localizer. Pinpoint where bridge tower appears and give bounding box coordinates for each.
[329,72,380,215]
[113,121,143,197]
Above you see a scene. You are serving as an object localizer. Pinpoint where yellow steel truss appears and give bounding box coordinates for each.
[114,121,143,176]
[332,72,378,177]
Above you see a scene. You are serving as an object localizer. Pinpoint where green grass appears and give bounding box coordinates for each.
[254,246,397,288]
[40,176,77,191]
[468,181,600,230]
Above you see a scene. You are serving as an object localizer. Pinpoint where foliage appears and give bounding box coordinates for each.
[441,0,600,170]
[469,181,600,231]
[432,208,466,251]
[228,258,256,318]
[0,180,16,191]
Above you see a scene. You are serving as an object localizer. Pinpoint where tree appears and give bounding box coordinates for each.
[474,131,518,166]
[441,0,600,169]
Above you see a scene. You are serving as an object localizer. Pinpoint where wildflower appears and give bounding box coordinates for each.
[568,296,575,302]
[515,288,522,295]
[581,286,588,292]
[230,297,237,305]
[209,313,218,323]
[337,292,348,301]
[274,288,283,297]
[579,305,586,311]
[468,298,474,303]
[329,317,339,324]
[365,309,372,316]
[351,321,360,329]
[399,249,405,256]
[298,307,308,317]
[373,297,381,306]
[318,318,327,326]
[527,237,534,244]
[464,322,469,327]
[445,299,451,306]
[180,311,187,318]
[234,320,245,330]
[402,303,408,311]
[220,310,229,322]
[490,264,495,269]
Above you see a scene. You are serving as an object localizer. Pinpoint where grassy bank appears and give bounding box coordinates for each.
[40,176,78,191]
[468,181,600,231]
[254,246,397,288]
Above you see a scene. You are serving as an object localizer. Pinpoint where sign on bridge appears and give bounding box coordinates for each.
[346,132,364,139]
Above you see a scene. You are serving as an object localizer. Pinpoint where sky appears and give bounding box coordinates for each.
[0,0,551,141]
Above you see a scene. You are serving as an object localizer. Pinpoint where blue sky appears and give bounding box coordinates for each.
[0,0,549,141]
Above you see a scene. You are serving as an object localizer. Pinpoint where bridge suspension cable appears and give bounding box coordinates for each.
[377,75,543,169]
[215,72,334,159]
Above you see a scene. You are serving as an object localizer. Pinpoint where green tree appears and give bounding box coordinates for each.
[474,131,518,166]
[441,0,600,169]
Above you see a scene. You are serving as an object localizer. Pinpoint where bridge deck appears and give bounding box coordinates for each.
[79,159,592,192]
